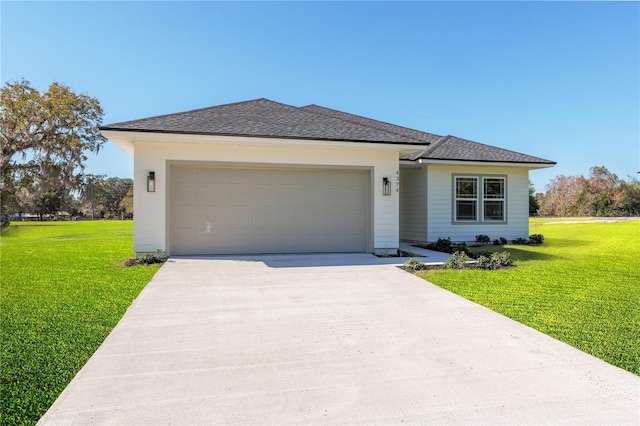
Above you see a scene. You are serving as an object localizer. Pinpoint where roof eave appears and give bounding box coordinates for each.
[99,129,428,155]
[415,158,556,169]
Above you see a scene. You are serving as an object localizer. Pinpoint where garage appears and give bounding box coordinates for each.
[169,165,371,255]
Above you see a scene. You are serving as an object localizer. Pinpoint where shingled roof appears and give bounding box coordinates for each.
[402,135,556,164]
[100,98,432,145]
[101,98,555,165]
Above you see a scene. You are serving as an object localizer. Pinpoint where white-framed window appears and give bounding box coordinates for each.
[482,177,505,221]
[454,175,506,223]
[454,177,478,221]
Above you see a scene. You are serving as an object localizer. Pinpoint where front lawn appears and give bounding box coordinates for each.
[418,219,640,375]
[0,221,161,425]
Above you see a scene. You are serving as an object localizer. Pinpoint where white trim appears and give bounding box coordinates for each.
[417,158,554,170]
[100,129,427,157]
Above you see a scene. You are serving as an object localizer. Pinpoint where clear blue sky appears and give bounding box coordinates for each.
[2,1,639,192]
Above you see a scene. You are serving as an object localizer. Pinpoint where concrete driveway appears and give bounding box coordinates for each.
[39,254,639,425]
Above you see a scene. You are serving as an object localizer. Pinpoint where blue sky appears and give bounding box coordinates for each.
[2,1,639,192]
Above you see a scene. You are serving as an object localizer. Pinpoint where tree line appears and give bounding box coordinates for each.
[532,166,640,217]
[1,79,133,221]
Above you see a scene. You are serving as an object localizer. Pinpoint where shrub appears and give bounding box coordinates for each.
[426,237,453,253]
[475,255,494,270]
[444,250,471,270]
[492,239,501,246]
[528,234,544,245]
[511,237,529,245]
[475,251,513,270]
[499,237,508,245]
[452,242,473,256]
[136,250,168,265]
[403,258,427,271]
[1,215,10,230]
[475,234,490,245]
[491,251,513,267]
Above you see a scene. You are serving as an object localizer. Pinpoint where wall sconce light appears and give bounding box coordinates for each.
[147,171,156,192]
[382,177,391,196]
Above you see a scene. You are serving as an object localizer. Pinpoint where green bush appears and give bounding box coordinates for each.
[475,234,490,245]
[403,258,427,271]
[136,250,168,265]
[475,251,513,270]
[528,234,544,245]
[426,237,453,253]
[511,237,529,245]
[444,250,471,270]
[491,251,513,267]
[476,255,493,270]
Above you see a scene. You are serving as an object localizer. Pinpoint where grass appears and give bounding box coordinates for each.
[0,221,161,426]
[417,219,640,375]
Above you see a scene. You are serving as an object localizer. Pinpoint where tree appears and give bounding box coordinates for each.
[79,175,132,219]
[0,79,106,216]
[529,180,539,216]
[538,166,640,217]
[539,175,581,217]
[100,177,133,219]
[119,186,134,219]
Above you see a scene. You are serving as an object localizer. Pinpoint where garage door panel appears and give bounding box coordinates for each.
[171,166,369,255]
[251,210,277,229]
[249,169,274,185]
[174,190,198,206]
[197,189,224,206]
[227,169,250,184]
[173,167,198,184]
[197,168,225,184]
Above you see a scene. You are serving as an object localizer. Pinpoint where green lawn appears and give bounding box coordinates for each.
[0,221,161,426]
[418,219,640,375]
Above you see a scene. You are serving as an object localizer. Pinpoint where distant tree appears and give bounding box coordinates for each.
[539,166,640,217]
[528,180,539,216]
[34,190,63,220]
[119,186,134,219]
[0,79,106,216]
[79,175,132,219]
[101,177,133,219]
[539,175,581,217]
[79,174,106,219]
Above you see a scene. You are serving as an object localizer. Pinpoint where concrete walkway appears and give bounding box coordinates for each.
[39,254,639,425]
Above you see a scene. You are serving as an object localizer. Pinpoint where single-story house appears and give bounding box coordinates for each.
[100,99,555,257]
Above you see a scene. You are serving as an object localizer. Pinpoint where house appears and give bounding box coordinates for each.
[100,99,555,257]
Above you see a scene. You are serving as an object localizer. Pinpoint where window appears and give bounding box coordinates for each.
[455,177,478,221]
[454,176,506,222]
[483,178,505,221]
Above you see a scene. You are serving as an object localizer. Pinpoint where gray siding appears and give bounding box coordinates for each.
[400,167,427,242]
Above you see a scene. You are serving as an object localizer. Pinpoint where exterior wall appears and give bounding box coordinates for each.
[400,166,427,242]
[426,164,530,242]
[133,139,400,255]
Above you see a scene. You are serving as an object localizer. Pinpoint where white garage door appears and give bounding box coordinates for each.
[170,166,370,255]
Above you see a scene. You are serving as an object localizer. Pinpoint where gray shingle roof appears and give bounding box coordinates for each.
[402,135,555,164]
[300,104,441,144]
[101,98,555,165]
[100,98,429,144]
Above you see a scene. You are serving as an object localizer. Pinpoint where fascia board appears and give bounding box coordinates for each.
[99,130,427,155]
[416,158,556,170]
